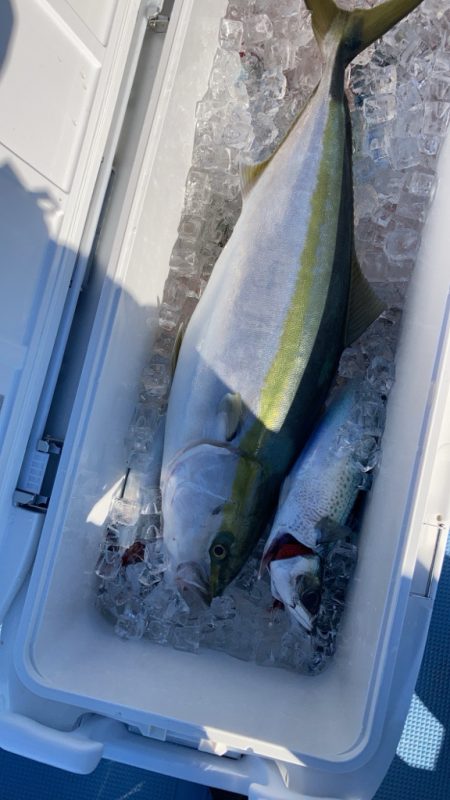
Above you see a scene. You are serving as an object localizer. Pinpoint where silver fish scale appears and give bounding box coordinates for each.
[271,456,360,550]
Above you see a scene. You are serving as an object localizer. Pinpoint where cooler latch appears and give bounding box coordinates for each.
[13,435,63,513]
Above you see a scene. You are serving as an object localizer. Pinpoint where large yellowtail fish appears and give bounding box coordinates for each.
[161,0,423,598]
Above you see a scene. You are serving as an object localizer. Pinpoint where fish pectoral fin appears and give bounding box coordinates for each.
[344,252,384,347]
[240,157,273,199]
[315,516,353,544]
[217,392,242,441]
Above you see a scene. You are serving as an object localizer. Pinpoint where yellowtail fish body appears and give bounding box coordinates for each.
[161,0,424,598]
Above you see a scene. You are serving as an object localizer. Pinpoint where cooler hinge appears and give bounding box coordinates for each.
[127,723,242,759]
[147,14,169,33]
[13,435,63,513]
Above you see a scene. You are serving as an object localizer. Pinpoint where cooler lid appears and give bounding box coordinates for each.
[0,0,153,612]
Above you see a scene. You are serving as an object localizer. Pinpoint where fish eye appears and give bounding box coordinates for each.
[212,543,227,560]
[210,532,234,564]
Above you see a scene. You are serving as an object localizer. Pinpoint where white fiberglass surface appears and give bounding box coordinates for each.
[15,0,450,764]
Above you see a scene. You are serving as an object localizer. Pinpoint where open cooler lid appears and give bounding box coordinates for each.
[0,0,161,619]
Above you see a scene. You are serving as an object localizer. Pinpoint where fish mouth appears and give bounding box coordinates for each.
[266,537,322,632]
[260,532,316,576]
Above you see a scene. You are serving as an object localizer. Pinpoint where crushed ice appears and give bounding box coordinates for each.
[96,0,450,674]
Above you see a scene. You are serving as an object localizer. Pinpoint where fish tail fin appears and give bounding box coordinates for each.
[345,0,424,62]
[304,0,341,44]
[306,0,424,63]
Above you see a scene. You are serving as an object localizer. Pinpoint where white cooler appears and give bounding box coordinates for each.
[0,1,449,798]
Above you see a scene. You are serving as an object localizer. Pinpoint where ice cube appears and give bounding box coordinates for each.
[184,169,212,214]
[325,541,358,584]
[418,134,442,156]
[353,436,380,473]
[147,619,172,646]
[219,18,244,51]
[360,329,395,363]
[264,39,296,71]
[351,398,386,438]
[373,169,405,204]
[163,589,190,623]
[110,497,140,527]
[407,170,435,198]
[388,137,422,170]
[126,403,163,454]
[201,618,235,652]
[140,486,162,516]
[136,563,162,589]
[423,100,450,136]
[371,65,397,96]
[97,584,120,620]
[384,226,420,263]
[396,192,429,225]
[227,0,256,21]
[193,140,237,174]
[243,14,273,46]
[210,594,237,621]
[338,345,366,380]
[153,328,177,359]
[429,74,450,104]
[208,51,247,103]
[203,214,234,248]
[220,106,254,149]
[255,0,299,16]
[172,623,201,653]
[208,170,241,201]
[125,561,147,594]
[95,548,122,581]
[144,540,168,576]
[354,185,379,222]
[234,557,258,592]
[363,94,396,125]
[114,600,146,641]
[169,237,201,279]
[144,582,175,619]
[366,355,395,395]
[141,356,173,396]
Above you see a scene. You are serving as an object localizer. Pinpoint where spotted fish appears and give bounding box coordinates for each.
[161,0,424,598]
[262,380,366,630]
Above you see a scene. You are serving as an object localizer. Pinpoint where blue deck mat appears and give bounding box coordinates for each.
[0,533,448,800]
[375,530,450,800]
[0,752,211,800]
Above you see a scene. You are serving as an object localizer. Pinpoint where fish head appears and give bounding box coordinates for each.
[162,442,265,599]
[269,551,322,631]
[262,532,322,631]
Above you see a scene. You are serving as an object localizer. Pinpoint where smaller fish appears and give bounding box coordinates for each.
[262,380,376,630]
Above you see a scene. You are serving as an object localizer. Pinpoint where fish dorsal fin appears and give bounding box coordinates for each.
[240,156,273,199]
[345,253,384,347]
[218,392,242,441]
